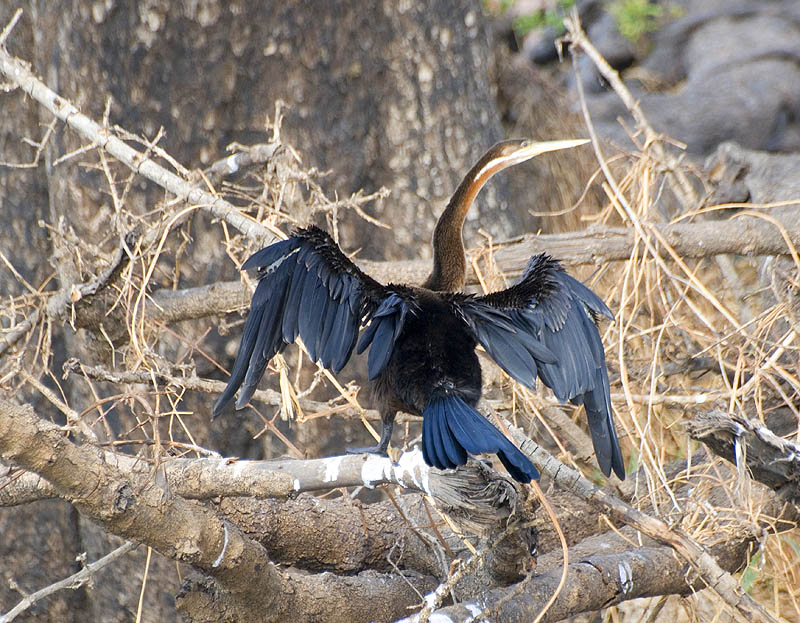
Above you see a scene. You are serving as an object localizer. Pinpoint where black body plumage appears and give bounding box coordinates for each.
[213,225,625,482]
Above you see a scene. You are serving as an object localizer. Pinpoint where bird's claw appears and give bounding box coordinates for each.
[346,445,389,456]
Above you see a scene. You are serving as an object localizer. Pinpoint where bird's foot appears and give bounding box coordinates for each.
[346,444,389,456]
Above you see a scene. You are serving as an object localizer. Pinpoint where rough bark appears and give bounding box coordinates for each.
[397,540,753,623]
[0,398,439,622]
[0,3,519,618]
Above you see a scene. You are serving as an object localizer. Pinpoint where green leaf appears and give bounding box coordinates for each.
[511,0,576,37]
[609,0,665,42]
[740,551,763,593]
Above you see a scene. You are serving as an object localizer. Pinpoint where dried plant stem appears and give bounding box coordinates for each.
[1,541,137,622]
[563,11,699,210]
[511,427,782,623]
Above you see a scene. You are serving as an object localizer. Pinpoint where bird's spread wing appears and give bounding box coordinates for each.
[458,254,624,479]
[356,292,411,380]
[213,226,409,417]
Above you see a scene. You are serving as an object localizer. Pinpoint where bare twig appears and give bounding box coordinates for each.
[1,541,137,622]
[563,9,699,210]
[507,425,783,623]
[0,9,22,48]
[0,307,41,359]
[203,142,283,185]
[0,46,281,244]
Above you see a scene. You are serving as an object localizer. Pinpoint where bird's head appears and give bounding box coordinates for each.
[473,138,591,180]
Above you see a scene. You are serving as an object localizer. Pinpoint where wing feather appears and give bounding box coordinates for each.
[458,253,624,479]
[213,226,408,417]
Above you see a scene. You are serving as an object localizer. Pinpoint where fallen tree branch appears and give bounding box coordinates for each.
[0,398,437,622]
[688,410,800,507]
[3,396,790,623]
[0,448,517,526]
[177,569,436,623]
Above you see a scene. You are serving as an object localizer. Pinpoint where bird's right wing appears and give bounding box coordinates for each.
[457,254,625,479]
[213,226,409,417]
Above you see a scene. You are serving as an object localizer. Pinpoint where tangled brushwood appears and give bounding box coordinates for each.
[0,10,799,623]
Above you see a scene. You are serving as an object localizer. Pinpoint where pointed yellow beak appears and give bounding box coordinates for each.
[514,138,591,160]
[476,138,591,179]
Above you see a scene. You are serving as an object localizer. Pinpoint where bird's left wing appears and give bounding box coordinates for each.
[458,254,625,479]
[213,226,407,417]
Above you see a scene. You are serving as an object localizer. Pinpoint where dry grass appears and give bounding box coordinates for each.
[1,38,799,623]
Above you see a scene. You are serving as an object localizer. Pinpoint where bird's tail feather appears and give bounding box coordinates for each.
[422,395,539,483]
[580,365,625,479]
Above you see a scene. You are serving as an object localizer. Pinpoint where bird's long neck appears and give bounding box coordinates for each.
[423,152,503,292]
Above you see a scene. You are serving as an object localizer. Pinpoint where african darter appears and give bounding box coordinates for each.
[213,139,625,483]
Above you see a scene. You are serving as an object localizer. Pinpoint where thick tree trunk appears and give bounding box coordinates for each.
[0,2,514,619]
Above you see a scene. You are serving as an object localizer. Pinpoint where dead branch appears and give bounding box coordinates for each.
[0,308,41,359]
[407,438,797,623]
[62,359,422,427]
[0,230,138,358]
[0,47,277,244]
[0,398,281,611]
[0,467,56,506]
[397,539,753,623]
[202,142,283,186]
[507,424,782,623]
[0,452,421,505]
[3,396,792,623]
[688,411,800,507]
[563,10,700,210]
[0,448,518,523]
[0,398,439,622]
[177,570,437,623]
[0,541,137,622]
[128,217,800,326]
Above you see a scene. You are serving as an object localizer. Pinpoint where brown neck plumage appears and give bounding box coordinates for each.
[421,137,588,292]
[423,146,510,292]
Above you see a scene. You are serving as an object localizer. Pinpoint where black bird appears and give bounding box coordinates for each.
[213,139,625,483]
